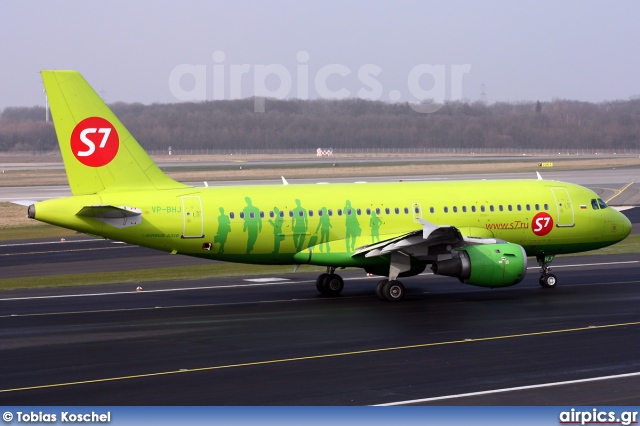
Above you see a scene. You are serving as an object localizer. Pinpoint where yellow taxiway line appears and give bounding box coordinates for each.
[2,320,639,394]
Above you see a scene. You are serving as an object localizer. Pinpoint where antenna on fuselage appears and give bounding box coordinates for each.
[536,172,543,180]
[281,176,289,185]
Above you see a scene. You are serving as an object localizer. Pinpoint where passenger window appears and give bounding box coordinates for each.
[489,205,494,212]
[308,210,314,217]
[453,206,458,213]
[279,210,284,218]
[385,208,390,214]
[444,206,449,213]
[357,208,362,215]
[366,208,371,215]
[289,210,294,217]
[471,206,476,213]
[480,205,485,212]
[346,209,352,216]
[544,203,549,210]
[299,210,304,217]
[462,206,467,213]
[535,204,539,211]
[597,198,608,209]
[337,209,343,216]
[499,205,503,212]
[240,212,245,219]
[404,207,409,214]
[430,206,435,214]
[318,209,324,217]
[269,211,274,218]
[508,205,512,211]
[414,206,420,214]
[526,204,531,211]
[328,209,333,216]
[517,205,522,211]
[259,211,264,218]
[230,212,235,219]
[250,212,255,219]
[395,207,400,214]
[375,208,381,215]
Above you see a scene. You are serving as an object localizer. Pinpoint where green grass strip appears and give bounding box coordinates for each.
[0,225,77,241]
[0,263,326,291]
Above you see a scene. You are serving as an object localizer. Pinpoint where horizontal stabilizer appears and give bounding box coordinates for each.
[76,205,142,228]
[11,200,38,207]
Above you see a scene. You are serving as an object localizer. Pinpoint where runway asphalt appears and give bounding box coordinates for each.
[3,153,638,171]
[1,252,639,405]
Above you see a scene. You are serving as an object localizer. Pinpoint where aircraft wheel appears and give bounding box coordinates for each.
[316,273,329,294]
[383,280,405,302]
[375,279,388,301]
[539,274,557,289]
[322,274,344,296]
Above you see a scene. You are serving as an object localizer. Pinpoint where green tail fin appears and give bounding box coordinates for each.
[42,70,187,195]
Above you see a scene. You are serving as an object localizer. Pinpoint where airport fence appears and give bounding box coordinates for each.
[2,148,640,157]
[146,147,640,156]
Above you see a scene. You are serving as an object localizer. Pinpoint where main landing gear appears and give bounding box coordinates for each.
[315,267,344,296]
[375,279,405,302]
[537,254,557,288]
[314,268,406,302]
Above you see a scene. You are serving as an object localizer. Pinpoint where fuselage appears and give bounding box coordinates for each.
[33,178,632,268]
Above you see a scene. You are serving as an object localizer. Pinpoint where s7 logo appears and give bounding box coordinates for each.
[532,212,554,236]
[70,117,120,167]
[77,128,112,157]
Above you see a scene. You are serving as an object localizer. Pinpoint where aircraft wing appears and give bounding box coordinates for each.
[354,218,504,261]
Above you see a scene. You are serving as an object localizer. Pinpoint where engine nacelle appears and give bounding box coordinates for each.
[431,243,527,287]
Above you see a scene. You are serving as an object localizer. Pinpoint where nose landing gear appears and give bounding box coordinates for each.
[537,254,557,288]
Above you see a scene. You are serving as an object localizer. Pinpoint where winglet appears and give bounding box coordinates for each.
[281,176,289,186]
[536,171,543,180]
[418,218,438,239]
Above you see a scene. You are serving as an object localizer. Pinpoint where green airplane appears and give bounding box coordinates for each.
[28,71,632,301]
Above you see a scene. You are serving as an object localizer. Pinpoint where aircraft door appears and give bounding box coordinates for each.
[551,188,574,227]
[181,196,204,238]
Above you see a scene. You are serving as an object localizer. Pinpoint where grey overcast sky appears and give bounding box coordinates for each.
[1,0,639,111]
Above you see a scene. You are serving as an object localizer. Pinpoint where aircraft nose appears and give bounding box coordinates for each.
[620,211,632,238]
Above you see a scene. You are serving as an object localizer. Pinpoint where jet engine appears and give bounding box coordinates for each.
[431,243,527,287]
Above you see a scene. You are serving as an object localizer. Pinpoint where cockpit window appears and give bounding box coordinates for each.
[597,198,608,209]
[591,199,599,210]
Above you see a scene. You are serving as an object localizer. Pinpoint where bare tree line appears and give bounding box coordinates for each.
[1,98,639,152]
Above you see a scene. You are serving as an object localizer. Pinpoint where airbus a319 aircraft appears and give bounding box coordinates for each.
[27,71,632,301]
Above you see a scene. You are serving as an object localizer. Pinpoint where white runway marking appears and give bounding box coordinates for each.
[376,371,640,405]
[0,239,104,248]
[244,278,291,283]
[527,260,639,269]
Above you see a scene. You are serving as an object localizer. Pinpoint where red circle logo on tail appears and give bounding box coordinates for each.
[531,212,554,236]
[70,117,119,167]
